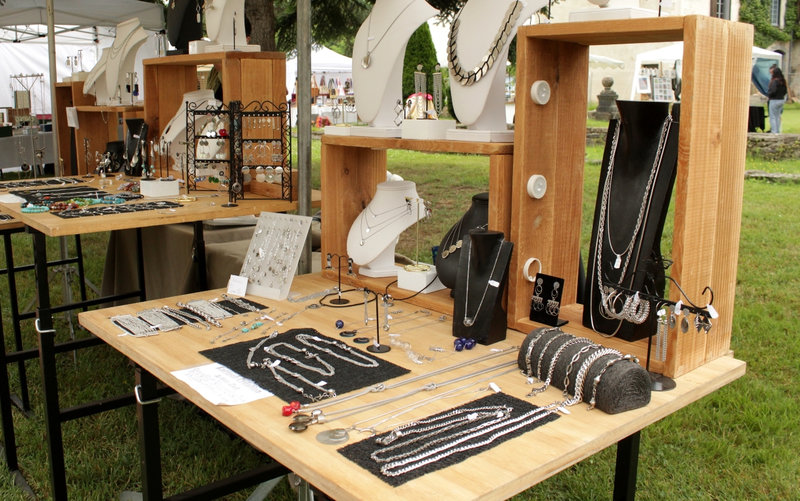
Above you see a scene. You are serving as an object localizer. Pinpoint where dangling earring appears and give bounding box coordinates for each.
[532,278,544,312]
[546,281,560,316]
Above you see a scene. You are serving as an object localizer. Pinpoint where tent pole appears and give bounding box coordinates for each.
[297,0,312,274]
[46,0,62,176]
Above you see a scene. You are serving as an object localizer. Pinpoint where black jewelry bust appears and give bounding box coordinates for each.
[167,0,204,54]
[452,230,513,345]
[583,100,680,341]
[435,192,489,290]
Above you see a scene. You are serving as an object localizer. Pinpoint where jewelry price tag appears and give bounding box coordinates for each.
[227,275,249,296]
[529,273,566,327]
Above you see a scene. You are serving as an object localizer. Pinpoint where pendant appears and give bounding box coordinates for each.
[317,428,350,445]
[613,254,622,269]
[463,317,474,327]
[361,54,371,69]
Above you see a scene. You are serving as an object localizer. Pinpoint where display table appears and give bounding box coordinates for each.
[78,274,745,500]
[0,176,319,499]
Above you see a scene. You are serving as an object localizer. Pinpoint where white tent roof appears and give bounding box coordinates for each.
[0,0,164,34]
[286,46,352,99]
[631,42,783,99]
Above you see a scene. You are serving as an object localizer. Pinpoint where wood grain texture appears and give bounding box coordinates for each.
[514,16,750,378]
[78,273,745,500]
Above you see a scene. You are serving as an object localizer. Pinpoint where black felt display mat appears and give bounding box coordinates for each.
[338,392,559,486]
[200,328,410,405]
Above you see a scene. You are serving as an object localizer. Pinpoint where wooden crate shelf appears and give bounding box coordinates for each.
[510,15,752,378]
[320,135,514,313]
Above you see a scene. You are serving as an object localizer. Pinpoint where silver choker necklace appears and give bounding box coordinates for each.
[447,0,522,86]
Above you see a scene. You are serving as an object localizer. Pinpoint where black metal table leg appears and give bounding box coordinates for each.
[613,431,641,501]
[135,228,147,302]
[3,229,31,411]
[193,221,208,290]
[135,367,163,501]
[0,289,17,471]
[32,228,68,500]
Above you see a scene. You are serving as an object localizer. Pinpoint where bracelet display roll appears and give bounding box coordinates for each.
[517,327,651,414]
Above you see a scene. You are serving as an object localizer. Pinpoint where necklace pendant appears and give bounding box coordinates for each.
[463,317,474,327]
[361,54,372,69]
[613,254,622,269]
[360,240,365,246]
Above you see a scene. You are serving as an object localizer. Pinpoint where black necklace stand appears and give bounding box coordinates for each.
[452,230,513,345]
[435,192,489,292]
[583,100,681,342]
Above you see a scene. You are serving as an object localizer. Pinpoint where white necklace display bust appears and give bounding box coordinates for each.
[204,0,259,52]
[447,0,545,141]
[347,181,427,277]
[83,18,148,105]
[351,0,438,132]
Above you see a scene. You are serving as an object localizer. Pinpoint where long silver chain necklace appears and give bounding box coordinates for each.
[264,342,336,376]
[447,0,522,86]
[463,239,506,327]
[295,333,379,368]
[379,404,558,477]
[361,0,416,69]
[602,116,673,272]
[590,115,672,334]
[358,201,413,246]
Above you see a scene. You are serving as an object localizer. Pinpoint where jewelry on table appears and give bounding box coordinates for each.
[520,327,558,382]
[221,293,264,313]
[297,346,519,417]
[256,357,337,403]
[159,306,204,329]
[136,308,182,332]
[295,333,379,368]
[527,337,593,396]
[176,302,223,327]
[561,343,601,396]
[187,299,233,319]
[447,0,523,86]
[264,342,336,376]
[588,354,638,410]
[111,314,159,337]
[358,198,413,246]
[289,359,517,433]
[561,348,621,408]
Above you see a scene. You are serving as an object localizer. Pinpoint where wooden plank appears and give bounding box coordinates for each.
[508,36,587,329]
[321,134,514,156]
[488,154,513,238]
[705,21,752,364]
[77,273,746,501]
[518,16,685,45]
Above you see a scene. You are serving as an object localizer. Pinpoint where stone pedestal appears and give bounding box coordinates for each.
[591,77,619,121]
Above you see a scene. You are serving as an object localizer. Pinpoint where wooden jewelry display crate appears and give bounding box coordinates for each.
[319,16,751,380]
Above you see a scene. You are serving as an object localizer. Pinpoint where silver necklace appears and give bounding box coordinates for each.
[447,0,522,86]
[380,405,557,477]
[603,116,673,271]
[590,114,672,335]
[264,342,336,376]
[259,358,337,402]
[527,337,592,396]
[295,333,379,368]
[358,203,413,246]
[463,239,506,327]
[361,0,416,69]
[561,347,620,407]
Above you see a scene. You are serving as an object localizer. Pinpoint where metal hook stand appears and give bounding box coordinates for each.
[324,253,354,304]
[366,290,391,354]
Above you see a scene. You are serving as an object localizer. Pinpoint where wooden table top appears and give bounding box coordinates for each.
[0,176,319,237]
[78,274,745,501]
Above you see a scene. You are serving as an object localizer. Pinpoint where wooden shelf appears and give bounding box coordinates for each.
[510,15,752,378]
[320,134,514,315]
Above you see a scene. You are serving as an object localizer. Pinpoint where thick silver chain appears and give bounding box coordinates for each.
[562,348,621,407]
[587,354,638,410]
[295,333,379,368]
[264,342,336,376]
[527,337,592,396]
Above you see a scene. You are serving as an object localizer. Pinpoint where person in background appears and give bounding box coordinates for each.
[768,65,788,134]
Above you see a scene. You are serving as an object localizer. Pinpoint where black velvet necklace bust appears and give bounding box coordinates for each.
[435,192,489,290]
[452,230,513,345]
[167,0,204,53]
[583,100,680,341]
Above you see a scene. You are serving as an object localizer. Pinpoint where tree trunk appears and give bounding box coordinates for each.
[246,0,276,51]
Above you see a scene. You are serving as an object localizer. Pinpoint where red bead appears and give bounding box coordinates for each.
[281,405,294,416]
[289,401,301,410]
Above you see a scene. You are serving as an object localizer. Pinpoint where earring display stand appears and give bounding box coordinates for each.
[239,212,312,300]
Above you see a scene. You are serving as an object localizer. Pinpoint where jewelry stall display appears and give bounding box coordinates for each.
[517,327,651,414]
[239,212,312,300]
[339,392,559,486]
[54,200,183,219]
[200,328,410,405]
[0,178,85,190]
[584,101,680,342]
[186,99,292,206]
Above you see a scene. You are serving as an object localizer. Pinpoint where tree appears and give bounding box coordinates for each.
[402,23,439,100]
[739,0,799,47]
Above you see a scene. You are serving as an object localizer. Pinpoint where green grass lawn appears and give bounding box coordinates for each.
[0,112,798,499]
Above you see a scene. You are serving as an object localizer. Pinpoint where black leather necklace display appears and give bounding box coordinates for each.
[452,230,513,345]
[435,192,489,290]
[583,100,680,342]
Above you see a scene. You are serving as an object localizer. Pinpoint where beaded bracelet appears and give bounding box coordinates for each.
[102,195,127,204]
[21,204,49,213]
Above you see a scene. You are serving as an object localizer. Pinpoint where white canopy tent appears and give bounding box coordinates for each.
[630,42,782,99]
[285,46,353,101]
